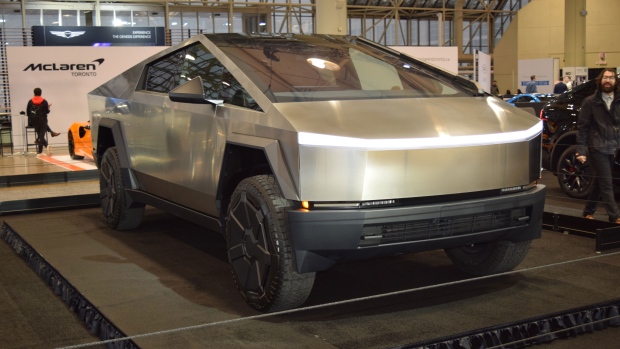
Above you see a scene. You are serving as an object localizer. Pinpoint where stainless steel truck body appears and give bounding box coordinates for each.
[88,33,546,312]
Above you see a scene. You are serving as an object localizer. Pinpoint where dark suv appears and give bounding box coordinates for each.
[541,77,620,198]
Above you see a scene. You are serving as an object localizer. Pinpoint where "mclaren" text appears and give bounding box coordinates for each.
[23,63,97,71]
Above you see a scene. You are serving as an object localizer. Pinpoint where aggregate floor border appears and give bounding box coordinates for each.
[0,222,137,349]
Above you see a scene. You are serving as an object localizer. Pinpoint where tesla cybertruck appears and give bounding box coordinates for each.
[88,33,545,312]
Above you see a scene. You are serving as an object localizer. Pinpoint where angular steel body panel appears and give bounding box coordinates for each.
[298,140,533,201]
[87,34,545,274]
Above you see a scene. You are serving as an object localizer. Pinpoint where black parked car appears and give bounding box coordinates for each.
[541,76,620,198]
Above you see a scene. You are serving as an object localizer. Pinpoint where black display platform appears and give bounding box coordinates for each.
[0,169,98,187]
[2,206,620,348]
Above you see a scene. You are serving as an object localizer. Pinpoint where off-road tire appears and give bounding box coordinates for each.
[99,147,144,230]
[444,240,532,276]
[226,175,315,312]
[556,145,594,199]
[68,132,84,160]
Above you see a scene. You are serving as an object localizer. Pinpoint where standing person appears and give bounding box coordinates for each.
[575,68,620,223]
[564,76,573,90]
[26,87,55,155]
[553,78,568,94]
[525,75,538,93]
[491,80,500,96]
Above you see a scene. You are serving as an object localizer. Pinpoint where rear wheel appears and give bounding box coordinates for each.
[99,147,144,230]
[556,145,594,199]
[226,175,315,312]
[445,240,531,275]
[68,132,83,160]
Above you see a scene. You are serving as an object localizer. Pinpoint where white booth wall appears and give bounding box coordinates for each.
[7,46,165,151]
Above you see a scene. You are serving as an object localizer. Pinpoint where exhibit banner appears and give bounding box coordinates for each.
[7,46,165,150]
[474,50,491,93]
[518,58,553,94]
[389,46,458,74]
[33,26,165,46]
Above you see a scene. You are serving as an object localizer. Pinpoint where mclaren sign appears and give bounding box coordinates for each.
[23,59,104,72]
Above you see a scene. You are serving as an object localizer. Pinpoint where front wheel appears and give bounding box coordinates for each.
[556,145,594,199]
[444,240,532,275]
[226,175,315,312]
[99,147,144,230]
[68,132,83,160]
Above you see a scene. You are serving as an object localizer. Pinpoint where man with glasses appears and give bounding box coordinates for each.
[576,68,620,223]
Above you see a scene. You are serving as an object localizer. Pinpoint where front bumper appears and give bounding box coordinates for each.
[287,185,546,273]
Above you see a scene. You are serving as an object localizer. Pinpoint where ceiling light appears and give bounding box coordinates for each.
[307,58,340,71]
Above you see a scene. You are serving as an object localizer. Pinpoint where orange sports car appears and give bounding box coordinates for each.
[67,121,93,160]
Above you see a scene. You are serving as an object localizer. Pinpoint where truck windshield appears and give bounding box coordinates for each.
[210,34,472,103]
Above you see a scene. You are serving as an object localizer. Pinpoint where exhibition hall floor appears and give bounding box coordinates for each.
[1,150,620,349]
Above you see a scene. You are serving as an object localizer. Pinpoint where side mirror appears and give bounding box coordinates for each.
[19,111,25,115]
[169,76,220,105]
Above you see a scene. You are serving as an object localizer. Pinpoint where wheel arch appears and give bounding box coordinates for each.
[218,136,299,222]
[95,118,139,190]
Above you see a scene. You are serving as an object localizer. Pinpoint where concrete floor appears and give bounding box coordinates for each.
[1,151,620,348]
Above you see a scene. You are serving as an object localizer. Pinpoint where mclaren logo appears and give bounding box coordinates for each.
[50,30,86,39]
[23,59,105,73]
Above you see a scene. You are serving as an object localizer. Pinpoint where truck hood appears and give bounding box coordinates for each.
[272,96,541,149]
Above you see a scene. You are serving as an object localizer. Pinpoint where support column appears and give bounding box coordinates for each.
[315,0,347,35]
[95,0,101,26]
[564,0,586,67]
[454,0,473,63]
[20,0,26,28]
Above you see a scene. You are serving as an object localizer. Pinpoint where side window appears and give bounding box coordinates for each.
[220,67,262,111]
[142,43,261,111]
[144,51,183,93]
[181,44,224,100]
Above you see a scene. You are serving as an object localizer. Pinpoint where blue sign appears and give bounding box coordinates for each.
[521,81,550,86]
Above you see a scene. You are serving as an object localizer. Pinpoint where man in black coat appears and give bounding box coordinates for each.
[26,87,51,154]
[553,78,567,94]
[576,68,620,223]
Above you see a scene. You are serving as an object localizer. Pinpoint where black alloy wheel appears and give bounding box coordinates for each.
[68,132,83,160]
[99,147,144,230]
[556,145,595,199]
[226,175,315,312]
[445,240,532,275]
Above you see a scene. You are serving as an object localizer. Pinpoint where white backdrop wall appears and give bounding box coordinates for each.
[518,58,554,94]
[7,46,165,150]
[389,46,459,74]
